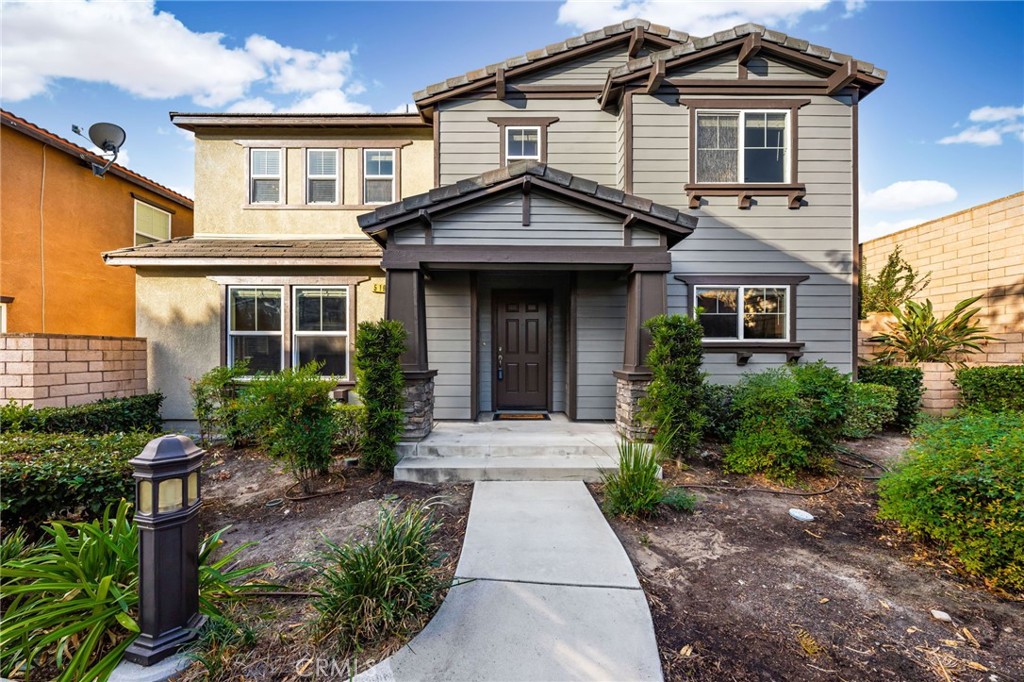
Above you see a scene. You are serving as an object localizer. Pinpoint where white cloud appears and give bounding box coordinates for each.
[0,0,369,113]
[861,217,928,242]
[843,0,867,17]
[556,0,829,36]
[861,180,958,211]
[938,127,1003,147]
[89,146,130,169]
[281,90,371,114]
[968,105,1024,123]
[939,104,1024,146]
[389,103,415,114]
[225,98,277,114]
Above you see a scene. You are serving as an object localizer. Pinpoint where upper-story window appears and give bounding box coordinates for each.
[306,149,338,204]
[250,149,283,204]
[134,200,171,245]
[364,149,395,204]
[506,127,541,161]
[696,111,788,184]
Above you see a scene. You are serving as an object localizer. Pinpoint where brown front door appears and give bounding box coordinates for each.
[494,291,550,411]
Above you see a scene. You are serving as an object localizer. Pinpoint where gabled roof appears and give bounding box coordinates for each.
[413,19,689,110]
[103,236,380,266]
[358,161,697,248]
[1,109,193,208]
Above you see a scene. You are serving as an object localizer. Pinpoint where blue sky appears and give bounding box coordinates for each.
[2,0,1022,241]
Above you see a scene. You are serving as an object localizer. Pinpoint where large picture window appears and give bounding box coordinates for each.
[293,287,349,378]
[695,111,788,184]
[228,287,283,372]
[250,149,282,204]
[695,285,789,341]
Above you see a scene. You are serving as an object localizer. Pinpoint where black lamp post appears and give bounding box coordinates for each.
[124,435,207,666]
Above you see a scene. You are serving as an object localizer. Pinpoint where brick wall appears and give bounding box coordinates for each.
[0,334,147,408]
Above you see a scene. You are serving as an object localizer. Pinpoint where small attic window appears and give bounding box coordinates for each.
[506,127,540,161]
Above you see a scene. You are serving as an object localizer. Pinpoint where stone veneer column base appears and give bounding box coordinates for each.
[401,370,437,441]
[614,370,653,441]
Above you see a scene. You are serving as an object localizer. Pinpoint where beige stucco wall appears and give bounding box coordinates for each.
[136,267,386,426]
[192,126,433,237]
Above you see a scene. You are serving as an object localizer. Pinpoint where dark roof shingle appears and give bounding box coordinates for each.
[103,237,381,263]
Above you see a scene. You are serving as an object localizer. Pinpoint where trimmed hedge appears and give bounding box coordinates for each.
[640,314,706,459]
[0,431,154,528]
[842,383,899,439]
[955,365,1024,412]
[1,394,163,435]
[857,366,923,431]
[878,411,1024,591]
[354,320,407,472]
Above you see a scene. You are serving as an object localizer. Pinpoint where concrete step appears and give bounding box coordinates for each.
[394,454,618,483]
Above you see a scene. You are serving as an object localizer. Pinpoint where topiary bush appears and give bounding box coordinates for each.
[354,320,407,472]
[857,365,923,431]
[954,365,1024,413]
[878,411,1024,591]
[189,361,252,447]
[639,314,706,459]
[842,382,899,439]
[1,394,163,435]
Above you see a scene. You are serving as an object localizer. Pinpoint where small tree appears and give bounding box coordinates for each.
[860,246,930,317]
[870,296,996,367]
[355,320,408,472]
[639,314,707,460]
[189,361,251,447]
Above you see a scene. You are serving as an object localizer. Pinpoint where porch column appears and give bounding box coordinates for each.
[385,268,436,441]
[615,270,666,440]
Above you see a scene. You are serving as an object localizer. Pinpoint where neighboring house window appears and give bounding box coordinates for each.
[695,285,789,341]
[250,149,282,204]
[306,149,338,204]
[506,126,541,161]
[364,149,395,204]
[228,286,283,372]
[293,287,349,378]
[0,303,6,333]
[695,111,788,184]
[134,200,171,245]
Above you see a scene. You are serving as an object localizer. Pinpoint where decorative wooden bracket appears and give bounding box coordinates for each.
[826,60,860,95]
[644,60,666,95]
[785,349,804,363]
[735,352,753,366]
[417,209,433,243]
[495,68,506,100]
[622,212,638,246]
[738,33,762,65]
[685,184,806,210]
[627,26,646,58]
[521,177,532,226]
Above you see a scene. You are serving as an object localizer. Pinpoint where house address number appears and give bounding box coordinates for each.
[373,282,386,294]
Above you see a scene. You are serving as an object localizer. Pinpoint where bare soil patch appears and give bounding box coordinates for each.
[179,447,471,681]
[599,434,1024,682]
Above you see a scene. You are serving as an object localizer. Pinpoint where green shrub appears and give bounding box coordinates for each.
[333,403,366,456]
[878,412,1024,591]
[955,365,1024,412]
[859,245,930,317]
[238,363,338,490]
[0,500,271,681]
[660,488,697,513]
[701,383,737,442]
[639,314,706,459]
[0,431,154,528]
[602,439,664,517]
[1,394,163,435]
[842,383,899,438]
[858,365,924,431]
[310,501,441,651]
[355,320,408,472]
[869,296,996,366]
[724,362,849,482]
[189,361,251,447]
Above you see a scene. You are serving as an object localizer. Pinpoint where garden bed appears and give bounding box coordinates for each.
[179,446,471,680]
[599,434,1024,681]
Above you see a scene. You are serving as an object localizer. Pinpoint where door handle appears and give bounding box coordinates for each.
[497,354,503,381]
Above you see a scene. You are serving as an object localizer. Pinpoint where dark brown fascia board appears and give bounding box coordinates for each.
[0,295,13,304]
[169,113,429,132]
[675,274,810,286]
[382,245,672,271]
[104,256,381,267]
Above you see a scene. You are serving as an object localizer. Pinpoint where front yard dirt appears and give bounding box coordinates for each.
[600,433,1024,682]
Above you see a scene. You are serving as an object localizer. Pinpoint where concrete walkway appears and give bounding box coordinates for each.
[357,481,663,682]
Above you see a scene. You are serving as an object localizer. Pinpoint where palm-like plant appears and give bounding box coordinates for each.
[869,296,996,367]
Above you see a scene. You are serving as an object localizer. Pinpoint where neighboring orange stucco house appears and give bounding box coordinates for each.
[0,110,193,337]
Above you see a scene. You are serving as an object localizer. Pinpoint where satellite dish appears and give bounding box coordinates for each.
[71,122,126,177]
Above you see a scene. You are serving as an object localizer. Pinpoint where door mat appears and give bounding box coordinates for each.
[493,413,550,421]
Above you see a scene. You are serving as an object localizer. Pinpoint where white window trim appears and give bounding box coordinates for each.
[505,125,542,162]
[305,148,339,205]
[133,200,171,245]
[695,110,790,184]
[694,284,791,342]
[250,148,284,205]
[292,286,350,380]
[0,303,6,333]
[227,285,285,372]
[363,148,395,204]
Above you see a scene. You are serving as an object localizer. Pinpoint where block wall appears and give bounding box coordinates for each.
[0,334,147,408]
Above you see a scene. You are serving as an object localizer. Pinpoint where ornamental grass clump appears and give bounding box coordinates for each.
[602,439,664,517]
[310,501,442,651]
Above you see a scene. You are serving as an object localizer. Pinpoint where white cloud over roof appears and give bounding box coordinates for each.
[556,0,829,35]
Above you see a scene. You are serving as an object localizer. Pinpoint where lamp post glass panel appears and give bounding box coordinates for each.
[126,435,207,666]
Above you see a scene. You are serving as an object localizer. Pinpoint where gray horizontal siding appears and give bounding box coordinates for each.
[426,273,472,420]
[670,53,736,79]
[747,57,820,80]
[576,273,626,420]
[514,47,630,85]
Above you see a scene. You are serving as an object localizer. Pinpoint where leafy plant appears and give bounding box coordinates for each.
[860,245,930,316]
[869,296,996,367]
[790,361,851,453]
[0,500,271,682]
[602,439,665,517]
[189,361,251,447]
[0,431,154,528]
[701,383,737,442]
[878,411,1024,591]
[639,314,707,459]
[857,365,923,431]
[842,383,899,438]
[354,320,408,472]
[238,362,338,491]
[333,403,366,456]
[1,394,163,435]
[660,488,697,513]
[954,365,1024,413]
[310,501,442,651]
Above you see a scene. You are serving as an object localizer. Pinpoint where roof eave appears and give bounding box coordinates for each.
[169,112,430,132]
[103,256,382,267]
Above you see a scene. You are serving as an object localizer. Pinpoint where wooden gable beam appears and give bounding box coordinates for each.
[627,26,646,57]
[737,33,762,65]
[495,67,506,100]
[826,60,860,95]
[521,177,532,227]
[644,59,666,95]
